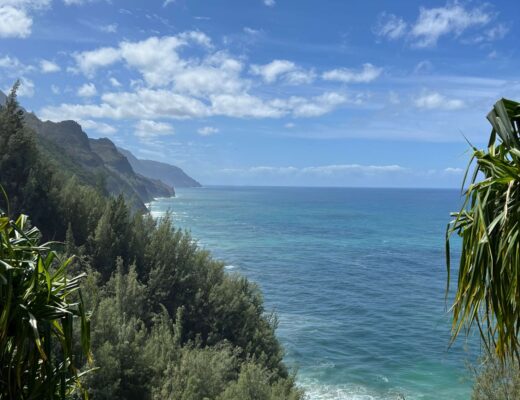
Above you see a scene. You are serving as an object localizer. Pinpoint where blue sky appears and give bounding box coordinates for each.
[0,0,519,187]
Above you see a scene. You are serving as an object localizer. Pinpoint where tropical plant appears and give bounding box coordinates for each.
[0,205,91,399]
[446,98,520,360]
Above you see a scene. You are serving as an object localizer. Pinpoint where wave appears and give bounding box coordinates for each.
[298,379,406,400]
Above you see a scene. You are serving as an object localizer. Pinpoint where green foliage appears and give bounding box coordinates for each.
[471,352,520,400]
[447,98,520,360]
[218,362,302,400]
[92,197,131,280]
[0,209,91,399]
[84,261,150,400]
[0,82,57,233]
[158,344,239,400]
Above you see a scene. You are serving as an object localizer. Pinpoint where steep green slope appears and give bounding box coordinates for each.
[90,138,174,201]
[22,112,173,209]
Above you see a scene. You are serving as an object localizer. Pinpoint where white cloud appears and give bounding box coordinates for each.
[322,63,382,83]
[73,47,122,76]
[51,84,60,94]
[263,0,275,7]
[444,167,463,174]
[78,119,117,135]
[285,122,295,129]
[0,6,32,38]
[42,89,208,121]
[285,70,316,85]
[173,53,247,96]
[40,59,60,73]
[163,0,175,7]
[43,32,351,124]
[210,93,283,118]
[374,13,407,40]
[0,0,51,38]
[281,92,347,117]
[77,82,97,97]
[41,87,347,121]
[411,4,492,47]
[471,23,509,43]
[250,60,296,83]
[0,55,33,75]
[135,119,175,138]
[73,33,212,84]
[375,4,503,48]
[244,27,261,35]
[109,77,122,87]
[250,59,315,85]
[414,91,465,110]
[198,126,219,136]
[17,77,34,97]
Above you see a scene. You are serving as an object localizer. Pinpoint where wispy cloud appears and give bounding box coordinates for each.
[250,59,315,85]
[411,3,491,47]
[77,82,97,97]
[0,54,34,75]
[40,59,61,73]
[198,126,219,136]
[444,167,464,174]
[98,23,117,33]
[414,91,465,110]
[220,164,407,176]
[134,119,175,138]
[375,3,504,48]
[322,63,382,83]
[374,12,407,40]
[78,119,117,135]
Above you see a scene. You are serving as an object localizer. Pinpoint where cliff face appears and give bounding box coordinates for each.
[118,147,201,188]
[20,110,174,210]
[89,138,174,202]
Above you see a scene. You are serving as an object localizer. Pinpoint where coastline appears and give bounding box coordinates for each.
[148,186,475,400]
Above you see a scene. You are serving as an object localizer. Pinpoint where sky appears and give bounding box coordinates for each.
[0,0,519,187]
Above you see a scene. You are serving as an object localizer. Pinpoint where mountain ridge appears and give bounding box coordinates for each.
[1,89,200,208]
[117,147,202,188]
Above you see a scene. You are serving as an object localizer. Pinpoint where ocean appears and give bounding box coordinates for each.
[148,186,479,400]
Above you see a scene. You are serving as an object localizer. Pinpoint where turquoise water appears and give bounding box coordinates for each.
[149,186,479,400]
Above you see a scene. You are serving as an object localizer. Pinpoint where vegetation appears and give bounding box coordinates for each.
[0,208,91,399]
[471,353,520,400]
[0,85,302,398]
[447,98,520,361]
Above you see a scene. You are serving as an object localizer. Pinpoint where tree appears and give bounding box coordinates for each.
[92,196,131,280]
[0,82,39,215]
[0,82,60,239]
[471,353,520,400]
[447,98,520,360]
[0,208,91,399]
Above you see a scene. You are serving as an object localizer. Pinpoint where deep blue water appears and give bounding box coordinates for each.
[149,186,479,400]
